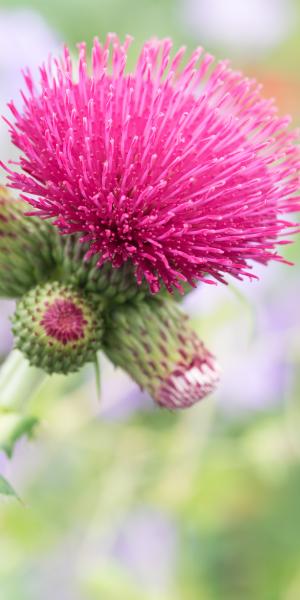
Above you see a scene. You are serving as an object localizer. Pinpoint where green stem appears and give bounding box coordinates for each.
[0,350,46,412]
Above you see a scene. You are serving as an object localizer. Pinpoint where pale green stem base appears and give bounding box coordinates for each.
[0,350,46,412]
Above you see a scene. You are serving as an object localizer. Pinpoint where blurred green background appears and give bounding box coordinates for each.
[1,1,300,598]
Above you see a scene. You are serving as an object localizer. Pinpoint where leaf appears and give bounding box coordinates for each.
[0,474,20,501]
[0,415,39,458]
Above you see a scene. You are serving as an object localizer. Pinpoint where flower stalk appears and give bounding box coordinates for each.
[0,349,46,412]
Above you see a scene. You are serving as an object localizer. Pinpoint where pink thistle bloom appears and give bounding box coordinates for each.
[2,35,300,293]
[40,298,87,345]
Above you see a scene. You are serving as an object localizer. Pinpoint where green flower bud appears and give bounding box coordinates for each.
[104,298,219,409]
[0,187,58,298]
[59,235,149,306]
[12,282,103,374]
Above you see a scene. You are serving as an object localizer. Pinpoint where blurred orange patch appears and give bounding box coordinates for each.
[249,69,300,121]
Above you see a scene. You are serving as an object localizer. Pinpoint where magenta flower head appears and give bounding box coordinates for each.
[2,34,300,294]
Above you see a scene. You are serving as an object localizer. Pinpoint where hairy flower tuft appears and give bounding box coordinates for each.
[2,35,300,293]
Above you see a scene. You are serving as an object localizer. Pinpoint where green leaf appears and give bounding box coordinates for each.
[0,414,39,458]
[0,474,20,501]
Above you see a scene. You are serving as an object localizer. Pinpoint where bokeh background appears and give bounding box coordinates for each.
[1,1,300,598]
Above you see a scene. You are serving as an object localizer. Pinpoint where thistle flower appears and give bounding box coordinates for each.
[12,282,104,374]
[104,297,219,409]
[2,35,300,294]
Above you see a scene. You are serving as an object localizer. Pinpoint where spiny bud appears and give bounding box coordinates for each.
[59,235,149,306]
[12,282,103,374]
[0,187,58,298]
[104,298,219,409]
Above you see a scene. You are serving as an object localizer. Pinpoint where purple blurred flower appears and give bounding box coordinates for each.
[80,507,178,593]
[98,355,152,421]
[0,450,9,476]
[111,508,177,592]
[0,9,59,100]
[217,337,292,415]
[0,8,59,168]
[184,263,297,415]
[0,300,15,358]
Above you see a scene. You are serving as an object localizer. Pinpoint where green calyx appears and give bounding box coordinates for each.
[0,187,58,298]
[12,282,104,374]
[0,187,149,305]
[104,297,219,409]
[56,236,149,307]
